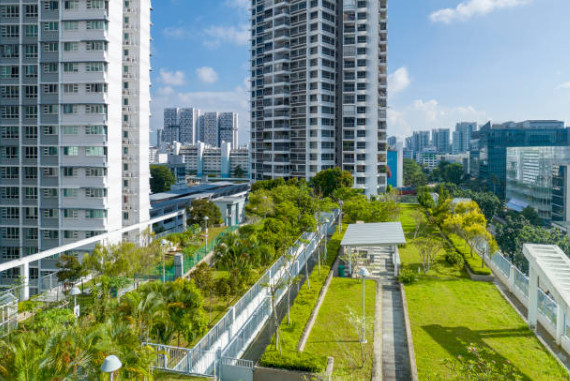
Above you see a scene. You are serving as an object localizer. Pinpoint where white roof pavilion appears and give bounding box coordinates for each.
[341,222,406,248]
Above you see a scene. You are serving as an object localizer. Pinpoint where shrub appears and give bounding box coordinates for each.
[260,351,327,373]
[399,269,417,284]
[445,251,465,269]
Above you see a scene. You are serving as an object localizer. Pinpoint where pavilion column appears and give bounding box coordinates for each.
[528,266,538,330]
[556,304,566,345]
[19,262,30,301]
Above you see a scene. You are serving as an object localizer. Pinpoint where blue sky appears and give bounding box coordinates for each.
[150,0,570,142]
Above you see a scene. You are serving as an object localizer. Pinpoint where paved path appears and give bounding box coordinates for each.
[370,252,412,381]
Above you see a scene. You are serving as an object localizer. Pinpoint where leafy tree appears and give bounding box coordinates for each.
[415,237,443,273]
[521,206,542,226]
[150,165,176,193]
[309,167,353,198]
[55,254,86,286]
[234,165,245,178]
[417,186,435,209]
[187,198,222,227]
[472,192,502,221]
[495,214,528,261]
[432,161,464,184]
[403,158,428,188]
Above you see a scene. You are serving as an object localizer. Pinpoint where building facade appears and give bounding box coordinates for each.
[452,122,477,154]
[432,128,450,154]
[0,0,151,290]
[250,0,388,196]
[411,131,430,157]
[218,112,238,147]
[177,142,250,179]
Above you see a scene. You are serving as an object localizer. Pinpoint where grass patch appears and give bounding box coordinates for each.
[154,372,211,380]
[260,225,347,372]
[399,209,568,380]
[448,234,492,276]
[303,278,376,380]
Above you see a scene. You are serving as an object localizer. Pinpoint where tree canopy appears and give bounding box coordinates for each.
[309,167,353,198]
[150,165,176,193]
[403,159,428,188]
[187,198,222,227]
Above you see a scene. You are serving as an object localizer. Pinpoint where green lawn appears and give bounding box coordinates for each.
[303,278,377,380]
[154,372,210,380]
[399,205,568,380]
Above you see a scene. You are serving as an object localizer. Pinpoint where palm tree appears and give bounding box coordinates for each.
[0,333,45,381]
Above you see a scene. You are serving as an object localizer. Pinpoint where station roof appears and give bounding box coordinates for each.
[341,222,406,247]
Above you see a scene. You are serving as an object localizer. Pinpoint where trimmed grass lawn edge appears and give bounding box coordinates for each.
[400,282,420,381]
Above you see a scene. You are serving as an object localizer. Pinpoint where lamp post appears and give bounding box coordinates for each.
[161,239,171,283]
[339,200,344,233]
[358,267,370,344]
[101,355,122,381]
[204,216,209,257]
[70,286,81,318]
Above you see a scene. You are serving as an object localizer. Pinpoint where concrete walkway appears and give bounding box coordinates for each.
[370,253,412,381]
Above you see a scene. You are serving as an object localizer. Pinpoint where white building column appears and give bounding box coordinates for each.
[19,263,29,301]
[528,266,538,330]
[508,264,516,293]
[556,304,566,345]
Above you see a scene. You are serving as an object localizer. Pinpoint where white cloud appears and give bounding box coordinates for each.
[196,67,219,84]
[151,79,251,145]
[388,99,488,137]
[203,24,249,48]
[430,0,530,24]
[556,82,570,90]
[388,67,411,96]
[158,69,186,86]
[163,26,188,39]
[225,0,249,11]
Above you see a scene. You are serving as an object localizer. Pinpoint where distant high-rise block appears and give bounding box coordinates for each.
[432,128,450,154]
[162,108,238,147]
[250,0,389,196]
[219,112,238,147]
[452,122,477,154]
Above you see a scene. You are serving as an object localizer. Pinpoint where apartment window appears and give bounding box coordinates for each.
[25,5,38,17]
[63,188,78,198]
[1,44,19,58]
[23,25,37,38]
[85,146,104,156]
[1,187,19,199]
[1,167,18,179]
[42,209,58,218]
[23,167,37,179]
[42,188,58,198]
[63,126,79,134]
[63,63,79,73]
[1,248,20,260]
[24,106,38,119]
[24,147,38,159]
[86,21,107,30]
[24,187,38,200]
[0,66,19,79]
[62,104,78,114]
[85,41,107,51]
[43,126,56,135]
[63,230,78,238]
[24,86,38,98]
[1,106,19,119]
[42,167,57,176]
[1,147,18,159]
[86,83,107,93]
[63,210,78,219]
[86,167,105,177]
[85,62,107,72]
[24,65,38,78]
[43,1,59,11]
[0,6,19,18]
[42,43,58,54]
[85,188,106,198]
[23,45,37,58]
[87,0,106,9]
[42,105,57,115]
[1,86,19,99]
[42,147,58,156]
[63,21,79,31]
[63,84,79,93]
[42,22,59,32]
[64,0,79,10]
[62,167,77,177]
[42,230,59,240]
[1,25,19,38]
[63,147,78,156]
[63,42,79,52]
[0,126,18,139]
[24,209,38,222]
[86,209,107,219]
[86,125,106,135]
[85,104,107,114]
[1,227,19,240]
[43,63,58,74]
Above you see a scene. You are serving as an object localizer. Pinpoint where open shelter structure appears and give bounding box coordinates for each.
[340,222,407,277]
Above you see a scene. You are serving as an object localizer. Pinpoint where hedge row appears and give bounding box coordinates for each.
[448,234,492,276]
[259,225,346,373]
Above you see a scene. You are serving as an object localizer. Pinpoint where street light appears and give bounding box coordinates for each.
[161,239,172,283]
[204,216,209,257]
[70,286,81,318]
[358,267,370,344]
[101,355,122,381]
[339,200,344,233]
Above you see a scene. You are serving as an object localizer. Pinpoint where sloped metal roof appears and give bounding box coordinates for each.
[341,222,406,247]
[523,244,570,310]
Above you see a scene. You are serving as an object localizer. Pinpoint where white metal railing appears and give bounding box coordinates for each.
[147,209,339,376]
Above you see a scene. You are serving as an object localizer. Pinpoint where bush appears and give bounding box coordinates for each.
[445,251,465,269]
[260,351,326,373]
[398,269,417,284]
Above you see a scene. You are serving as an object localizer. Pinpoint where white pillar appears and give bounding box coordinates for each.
[528,267,538,330]
[556,304,565,345]
[20,263,30,301]
[508,264,516,293]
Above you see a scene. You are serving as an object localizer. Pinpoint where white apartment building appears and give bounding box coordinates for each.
[250,0,388,196]
[0,0,151,291]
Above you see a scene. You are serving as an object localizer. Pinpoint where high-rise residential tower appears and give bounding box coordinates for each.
[452,122,477,154]
[432,128,450,154]
[202,112,219,147]
[219,112,238,147]
[250,0,388,196]
[0,0,151,291]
